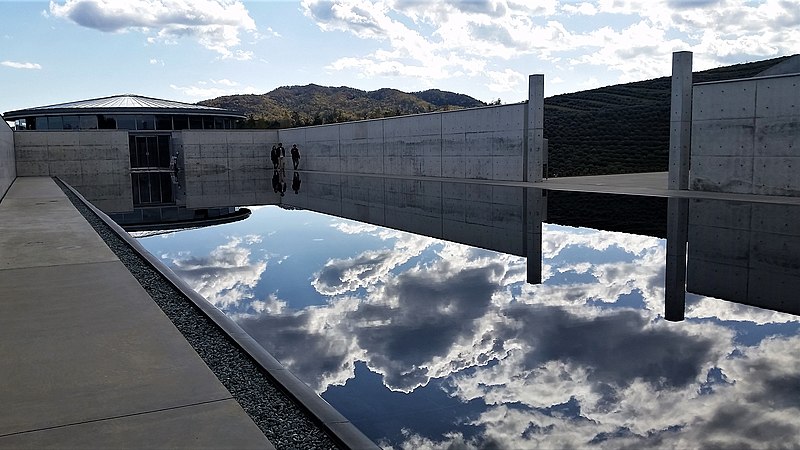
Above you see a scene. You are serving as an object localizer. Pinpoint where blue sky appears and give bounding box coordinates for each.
[1,0,799,115]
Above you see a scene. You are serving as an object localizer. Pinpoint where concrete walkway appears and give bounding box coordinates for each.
[300,170,800,205]
[0,177,273,449]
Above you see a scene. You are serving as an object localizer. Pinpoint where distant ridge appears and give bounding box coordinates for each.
[200,55,795,176]
[199,85,485,129]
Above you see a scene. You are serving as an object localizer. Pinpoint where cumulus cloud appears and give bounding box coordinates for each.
[237,222,673,394]
[441,333,800,449]
[1,61,42,69]
[165,235,267,308]
[170,78,259,98]
[302,0,800,96]
[561,2,598,15]
[486,68,525,93]
[313,230,431,295]
[49,0,257,59]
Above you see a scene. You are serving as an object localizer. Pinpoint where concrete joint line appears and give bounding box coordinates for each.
[0,398,233,439]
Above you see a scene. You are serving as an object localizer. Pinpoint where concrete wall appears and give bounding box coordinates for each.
[278,103,530,181]
[685,198,800,315]
[14,131,132,211]
[0,119,14,199]
[282,172,534,256]
[175,130,279,208]
[689,73,800,196]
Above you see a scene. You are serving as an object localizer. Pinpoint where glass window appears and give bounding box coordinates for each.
[35,117,47,130]
[203,116,215,129]
[214,117,224,129]
[130,136,152,168]
[80,115,98,130]
[136,115,155,130]
[62,116,79,130]
[159,172,174,203]
[98,115,117,129]
[47,116,63,130]
[173,115,189,130]
[130,135,171,168]
[157,135,171,167]
[156,115,173,130]
[189,116,203,129]
[116,115,136,130]
[129,135,138,166]
[131,173,141,205]
[132,173,174,206]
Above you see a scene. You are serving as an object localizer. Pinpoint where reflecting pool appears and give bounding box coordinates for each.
[132,174,800,449]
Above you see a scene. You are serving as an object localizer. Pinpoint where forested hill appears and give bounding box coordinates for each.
[199,85,485,128]
[544,55,793,176]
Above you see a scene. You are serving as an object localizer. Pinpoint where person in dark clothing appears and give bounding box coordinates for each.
[290,144,300,170]
[270,145,278,170]
[277,142,286,172]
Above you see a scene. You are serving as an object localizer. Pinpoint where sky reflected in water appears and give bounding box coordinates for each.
[137,204,800,449]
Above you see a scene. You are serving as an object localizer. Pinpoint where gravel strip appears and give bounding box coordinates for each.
[57,180,340,450]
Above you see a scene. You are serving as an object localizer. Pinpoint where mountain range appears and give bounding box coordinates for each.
[199,86,485,129]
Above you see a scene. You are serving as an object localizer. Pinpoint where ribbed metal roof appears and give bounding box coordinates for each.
[3,94,244,119]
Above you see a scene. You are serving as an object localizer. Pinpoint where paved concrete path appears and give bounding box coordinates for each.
[0,177,274,449]
[301,170,800,205]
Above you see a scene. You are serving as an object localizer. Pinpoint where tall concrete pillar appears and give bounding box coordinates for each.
[525,187,547,284]
[665,197,689,321]
[527,75,545,183]
[668,51,692,190]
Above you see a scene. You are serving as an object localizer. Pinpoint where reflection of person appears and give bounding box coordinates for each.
[277,142,286,172]
[291,144,300,170]
[292,171,301,194]
[272,170,281,193]
[270,145,278,170]
[278,168,287,196]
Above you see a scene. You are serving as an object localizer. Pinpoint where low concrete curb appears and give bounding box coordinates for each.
[60,179,378,450]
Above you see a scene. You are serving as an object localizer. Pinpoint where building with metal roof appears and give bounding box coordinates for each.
[6,94,250,215]
[3,94,245,131]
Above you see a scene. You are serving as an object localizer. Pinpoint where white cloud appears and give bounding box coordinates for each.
[166,235,267,308]
[170,78,259,98]
[561,2,598,15]
[211,78,239,87]
[49,0,257,59]
[486,68,525,93]
[1,61,42,70]
[312,227,433,296]
[303,0,799,96]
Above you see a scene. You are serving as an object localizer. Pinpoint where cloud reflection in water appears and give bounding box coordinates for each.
[140,211,800,449]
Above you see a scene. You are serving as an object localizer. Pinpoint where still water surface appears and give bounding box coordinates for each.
[134,177,800,449]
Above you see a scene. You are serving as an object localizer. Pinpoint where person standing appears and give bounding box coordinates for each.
[270,145,278,170]
[277,142,286,172]
[291,144,300,170]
